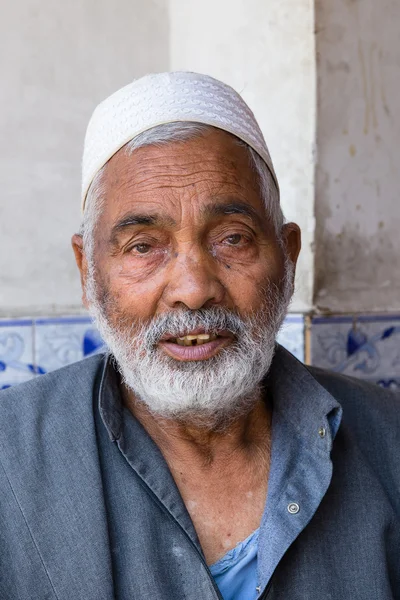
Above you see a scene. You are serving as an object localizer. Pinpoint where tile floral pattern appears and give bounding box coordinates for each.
[0,313,306,389]
[311,315,400,389]
[35,317,105,374]
[0,320,36,390]
[276,314,305,363]
[2,312,398,390]
[0,317,105,389]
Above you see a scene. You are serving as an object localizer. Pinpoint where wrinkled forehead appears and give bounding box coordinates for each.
[96,128,267,226]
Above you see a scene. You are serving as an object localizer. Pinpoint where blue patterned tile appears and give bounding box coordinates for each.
[2,313,305,383]
[277,314,305,362]
[311,314,400,389]
[0,319,36,389]
[34,317,105,374]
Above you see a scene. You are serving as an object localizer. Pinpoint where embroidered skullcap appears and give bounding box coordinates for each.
[82,71,278,211]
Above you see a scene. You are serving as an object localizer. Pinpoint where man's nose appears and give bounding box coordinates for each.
[162,249,225,310]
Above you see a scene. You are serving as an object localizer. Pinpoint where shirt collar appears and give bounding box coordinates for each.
[268,344,342,455]
[98,353,202,551]
[98,356,123,442]
[99,344,342,453]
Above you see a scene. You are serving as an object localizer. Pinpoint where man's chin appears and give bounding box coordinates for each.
[127,382,261,431]
[116,347,273,430]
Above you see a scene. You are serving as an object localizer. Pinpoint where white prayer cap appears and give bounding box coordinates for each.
[82,71,278,211]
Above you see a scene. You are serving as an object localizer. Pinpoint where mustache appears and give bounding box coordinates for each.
[135,306,251,348]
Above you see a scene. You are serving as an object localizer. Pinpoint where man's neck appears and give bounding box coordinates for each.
[121,386,272,469]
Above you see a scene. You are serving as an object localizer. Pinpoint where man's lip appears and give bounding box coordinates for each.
[159,329,234,342]
[158,336,233,361]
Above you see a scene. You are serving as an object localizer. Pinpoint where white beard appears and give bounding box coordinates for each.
[86,261,293,428]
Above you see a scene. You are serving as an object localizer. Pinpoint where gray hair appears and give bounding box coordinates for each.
[81,122,284,260]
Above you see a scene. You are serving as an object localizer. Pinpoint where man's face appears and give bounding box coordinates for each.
[73,128,301,424]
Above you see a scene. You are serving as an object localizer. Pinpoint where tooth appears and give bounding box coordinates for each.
[175,334,217,346]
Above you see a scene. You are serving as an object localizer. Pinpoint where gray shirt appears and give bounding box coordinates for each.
[0,346,399,599]
[97,349,342,599]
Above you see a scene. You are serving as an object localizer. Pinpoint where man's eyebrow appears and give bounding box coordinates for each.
[203,201,263,227]
[109,213,175,244]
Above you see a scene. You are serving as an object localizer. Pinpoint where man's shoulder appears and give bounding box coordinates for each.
[0,353,105,415]
[308,365,400,475]
[0,354,106,474]
[308,365,400,422]
[307,364,400,516]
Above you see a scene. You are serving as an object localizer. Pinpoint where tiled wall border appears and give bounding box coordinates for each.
[276,314,305,363]
[312,314,400,325]
[0,319,36,389]
[310,313,400,389]
[0,316,99,389]
[1,313,306,388]
[1,313,400,389]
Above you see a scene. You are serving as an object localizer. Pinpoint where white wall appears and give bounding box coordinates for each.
[0,0,169,316]
[1,0,315,316]
[169,0,317,312]
[315,0,400,312]
[3,0,399,319]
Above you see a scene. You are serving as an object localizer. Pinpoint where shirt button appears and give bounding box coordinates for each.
[288,502,300,514]
[318,426,326,438]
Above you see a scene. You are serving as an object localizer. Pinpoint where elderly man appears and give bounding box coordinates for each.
[0,73,399,600]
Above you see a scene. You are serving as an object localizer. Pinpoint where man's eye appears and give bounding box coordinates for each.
[225,234,245,245]
[132,243,151,254]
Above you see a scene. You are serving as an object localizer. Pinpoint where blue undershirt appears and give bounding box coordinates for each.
[209,528,260,600]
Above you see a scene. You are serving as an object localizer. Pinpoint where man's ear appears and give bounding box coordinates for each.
[281,222,301,267]
[71,234,89,308]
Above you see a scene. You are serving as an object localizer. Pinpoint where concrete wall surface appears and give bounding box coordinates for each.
[0,0,316,317]
[0,0,169,316]
[315,0,400,313]
[169,0,316,312]
[3,0,397,318]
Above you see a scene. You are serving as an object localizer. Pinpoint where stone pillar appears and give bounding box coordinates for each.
[315,0,400,313]
[169,0,317,312]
